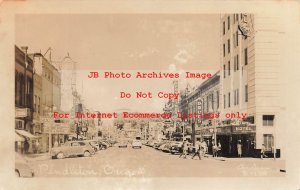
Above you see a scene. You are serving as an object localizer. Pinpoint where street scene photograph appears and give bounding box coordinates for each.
[14,13,286,178]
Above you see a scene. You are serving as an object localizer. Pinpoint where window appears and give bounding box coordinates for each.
[263,115,274,126]
[223,94,226,109]
[34,95,36,111]
[223,64,226,78]
[234,56,236,72]
[227,39,230,53]
[228,61,231,76]
[236,31,239,46]
[223,21,225,35]
[233,14,235,24]
[236,54,239,70]
[211,93,214,110]
[234,89,239,105]
[244,48,248,65]
[233,33,236,48]
[223,44,225,57]
[228,92,231,108]
[236,14,239,21]
[263,134,274,152]
[217,91,219,109]
[237,88,239,105]
[206,96,209,112]
[245,84,248,102]
[227,16,230,30]
[38,97,40,113]
[234,90,236,105]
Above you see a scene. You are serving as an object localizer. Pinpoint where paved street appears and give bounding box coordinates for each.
[27,145,285,177]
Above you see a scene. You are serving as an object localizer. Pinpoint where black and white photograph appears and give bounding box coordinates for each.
[0,1,300,190]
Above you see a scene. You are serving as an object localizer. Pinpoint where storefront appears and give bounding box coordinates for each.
[15,129,41,154]
[197,127,214,154]
[216,125,256,157]
[43,123,72,151]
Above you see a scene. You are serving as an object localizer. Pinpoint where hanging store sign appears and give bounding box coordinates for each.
[238,14,252,37]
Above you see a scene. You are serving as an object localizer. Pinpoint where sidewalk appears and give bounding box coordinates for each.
[24,152,51,161]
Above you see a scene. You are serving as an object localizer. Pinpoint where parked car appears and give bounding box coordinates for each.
[162,143,172,153]
[15,153,34,177]
[84,140,101,152]
[98,141,110,149]
[132,140,142,149]
[117,141,128,148]
[51,141,95,159]
[170,141,183,154]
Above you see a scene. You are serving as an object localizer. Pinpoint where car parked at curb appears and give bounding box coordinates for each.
[51,141,95,159]
[15,153,34,177]
[132,140,142,149]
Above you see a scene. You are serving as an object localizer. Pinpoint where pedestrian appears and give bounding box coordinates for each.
[191,140,202,160]
[201,140,208,157]
[217,142,222,157]
[212,142,218,157]
[179,140,188,159]
[261,144,267,159]
[237,141,242,157]
[24,139,29,154]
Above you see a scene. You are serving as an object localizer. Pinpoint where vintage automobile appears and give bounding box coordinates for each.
[15,153,35,177]
[132,140,142,149]
[84,140,101,152]
[51,141,95,159]
[117,141,128,148]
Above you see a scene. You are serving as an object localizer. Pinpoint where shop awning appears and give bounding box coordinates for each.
[15,132,25,142]
[16,129,40,139]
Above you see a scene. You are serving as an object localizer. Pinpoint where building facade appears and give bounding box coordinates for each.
[15,46,36,153]
[179,72,220,151]
[219,13,285,157]
[32,53,62,152]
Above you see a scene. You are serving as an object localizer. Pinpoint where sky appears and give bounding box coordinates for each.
[15,14,220,113]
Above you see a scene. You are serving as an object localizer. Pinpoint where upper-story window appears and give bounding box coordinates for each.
[223,64,226,78]
[263,115,274,126]
[245,84,248,102]
[244,48,248,65]
[228,61,231,76]
[227,39,230,54]
[227,16,230,30]
[223,21,225,35]
[228,92,231,108]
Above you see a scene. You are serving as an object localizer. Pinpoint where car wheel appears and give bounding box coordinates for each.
[15,170,20,177]
[84,151,91,157]
[57,152,64,159]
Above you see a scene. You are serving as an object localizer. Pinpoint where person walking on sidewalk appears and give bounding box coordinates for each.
[201,140,208,157]
[212,142,218,157]
[261,144,267,159]
[217,142,222,157]
[179,140,188,159]
[24,139,29,154]
[192,140,202,160]
[237,141,242,157]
